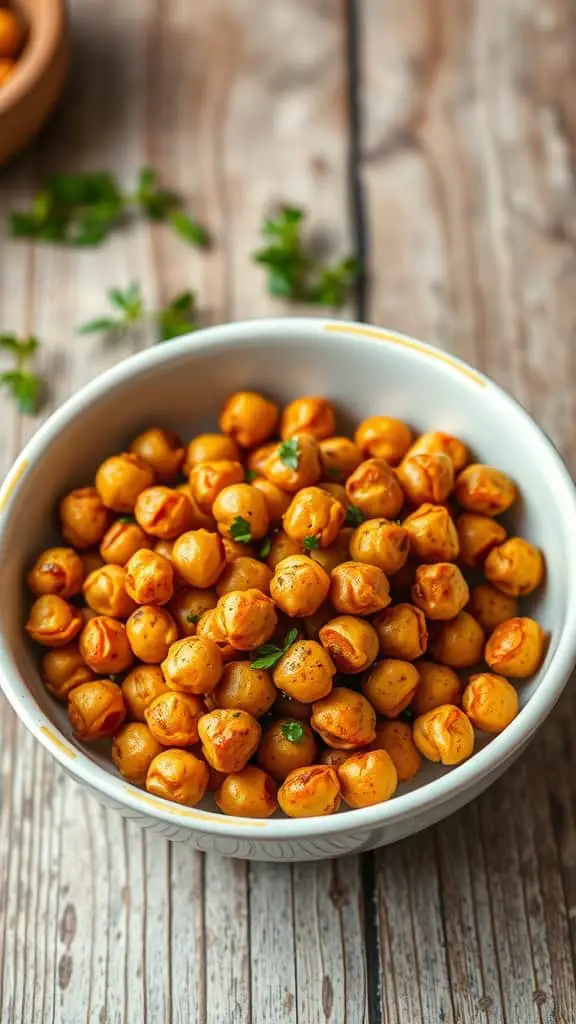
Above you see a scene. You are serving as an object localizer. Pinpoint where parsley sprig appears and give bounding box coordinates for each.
[253,206,359,307]
[278,438,300,470]
[281,721,305,744]
[303,535,320,551]
[79,283,198,342]
[230,516,253,544]
[0,334,42,413]
[9,168,209,249]
[345,506,365,527]
[251,628,298,671]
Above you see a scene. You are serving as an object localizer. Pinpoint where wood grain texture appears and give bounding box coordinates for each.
[360,0,576,1020]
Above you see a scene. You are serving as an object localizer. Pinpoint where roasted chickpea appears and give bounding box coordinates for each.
[318,616,379,674]
[196,609,237,662]
[126,606,179,663]
[455,513,507,568]
[283,486,345,549]
[146,749,209,806]
[311,687,376,749]
[462,673,519,733]
[413,704,474,765]
[262,434,322,493]
[161,635,223,694]
[338,749,398,807]
[454,464,516,516]
[273,639,335,703]
[216,767,278,818]
[411,563,469,620]
[212,483,269,541]
[100,519,151,565]
[270,555,330,618]
[0,8,24,58]
[134,486,194,539]
[176,484,218,531]
[330,561,390,616]
[251,477,291,521]
[213,661,276,717]
[96,452,155,513]
[215,589,277,650]
[172,530,226,589]
[121,665,168,720]
[168,587,218,637]
[485,616,545,678]
[397,452,454,506]
[79,615,134,674]
[411,661,462,716]
[355,416,412,465]
[403,504,459,563]
[363,659,420,718]
[280,396,335,441]
[429,611,484,669]
[484,538,545,597]
[27,547,85,599]
[25,595,83,648]
[219,391,279,448]
[186,433,241,469]
[257,719,317,781]
[222,536,256,563]
[372,603,428,661]
[40,644,95,701]
[68,680,126,740]
[246,442,277,476]
[198,708,261,772]
[278,765,341,817]
[80,551,105,576]
[125,548,174,605]
[145,691,204,746]
[151,540,189,590]
[59,487,111,549]
[130,428,185,481]
[265,530,303,570]
[309,526,353,574]
[467,583,519,633]
[112,723,163,784]
[318,480,350,508]
[370,720,421,782]
[349,518,410,576]
[319,748,353,769]
[83,564,136,618]
[405,431,468,472]
[189,460,245,511]
[216,557,272,597]
[345,458,404,519]
[318,437,363,480]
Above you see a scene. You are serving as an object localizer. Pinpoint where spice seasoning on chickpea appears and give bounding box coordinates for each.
[112,722,163,784]
[467,583,519,633]
[216,556,272,597]
[161,635,223,695]
[27,547,85,599]
[411,562,469,620]
[349,518,410,575]
[59,487,111,549]
[172,529,225,589]
[130,428,185,480]
[428,611,485,669]
[283,485,345,548]
[122,664,169,720]
[270,555,330,618]
[345,458,404,519]
[125,548,175,605]
[215,588,277,650]
[319,615,379,674]
[362,659,420,718]
[337,749,398,807]
[146,749,209,806]
[484,537,544,597]
[397,452,454,506]
[330,561,390,616]
[355,416,412,465]
[319,437,363,480]
[213,661,276,718]
[370,720,421,782]
[485,616,546,678]
[126,605,179,663]
[454,464,516,516]
[258,719,318,781]
[26,595,84,648]
[277,765,341,817]
[462,673,519,733]
[413,704,474,766]
[273,639,335,703]
[411,662,462,716]
[311,687,376,749]
[145,690,204,746]
[455,513,507,568]
[372,603,428,661]
[403,504,459,563]
[198,708,261,773]
[79,615,134,674]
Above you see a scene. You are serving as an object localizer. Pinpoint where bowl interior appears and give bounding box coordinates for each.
[1,320,575,822]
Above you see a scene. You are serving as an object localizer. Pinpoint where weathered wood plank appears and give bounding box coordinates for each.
[360,0,576,1020]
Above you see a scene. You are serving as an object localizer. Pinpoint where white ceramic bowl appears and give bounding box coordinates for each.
[1,318,576,862]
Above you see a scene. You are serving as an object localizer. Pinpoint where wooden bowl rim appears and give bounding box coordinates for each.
[0,0,67,116]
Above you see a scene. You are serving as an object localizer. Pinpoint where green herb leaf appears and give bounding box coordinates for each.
[345,505,364,527]
[259,536,271,558]
[77,317,120,335]
[0,370,41,413]
[185,613,201,625]
[157,290,198,341]
[245,469,257,483]
[281,721,305,744]
[168,210,210,248]
[278,437,300,470]
[303,535,320,550]
[251,627,298,670]
[117,515,135,523]
[230,515,252,544]
[134,166,179,220]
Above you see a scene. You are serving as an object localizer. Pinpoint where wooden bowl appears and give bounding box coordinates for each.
[0,0,68,165]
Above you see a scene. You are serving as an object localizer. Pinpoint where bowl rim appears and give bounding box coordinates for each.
[0,0,66,115]
[1,315,576,841]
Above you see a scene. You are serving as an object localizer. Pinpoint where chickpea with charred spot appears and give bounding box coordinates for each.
[26,595,84,648]
[219,391,279,448]
[68,680,126,741]
[112,723,163,784]
[330,561,390,616]
[126,605,179,663]
[27,547,85,599]
[122,664,169,720]
[397,452,454,506]
[196,609,237,662]
[198,708,261,773]
[355,416,412,465]
[346,458,404,519]
[83,564,136,618]
[363,659,420,718]
[146,749,209,806]
[467,583,519,634]
[100,519,151,565]
[273,639,336,703]
[411,562,469,620]
[161,635,223,695]
[349,518,410,576]
[145,690,205,746]
[283,486,345,548]
[79,615,134,674]
[372,603,428,661]
[130,428,185,481]
[270,555,330,618]
[41,644,95,701]
[215,588,277,650]
[485,616,546,678]
[278,765,341,817]
[311,687,376,749]
[403,504,459,563]
[462,673,519,733]
[338,749,398,807]
[281,396,335,441]
[59,488,111,549]
[413,705,474,766]
[134,485,193,539]
[125,548,174,605]
[319,615,379,674]
[411,662,462,716]
[454,464,516,516]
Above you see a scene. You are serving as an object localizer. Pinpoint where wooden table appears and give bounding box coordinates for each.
[1,1,575,1020]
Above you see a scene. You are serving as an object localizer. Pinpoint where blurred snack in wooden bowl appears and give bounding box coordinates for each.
[0,0,68,166]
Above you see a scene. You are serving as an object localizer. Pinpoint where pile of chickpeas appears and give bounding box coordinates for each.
[0,6,26,87]
[24,392,547,819]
